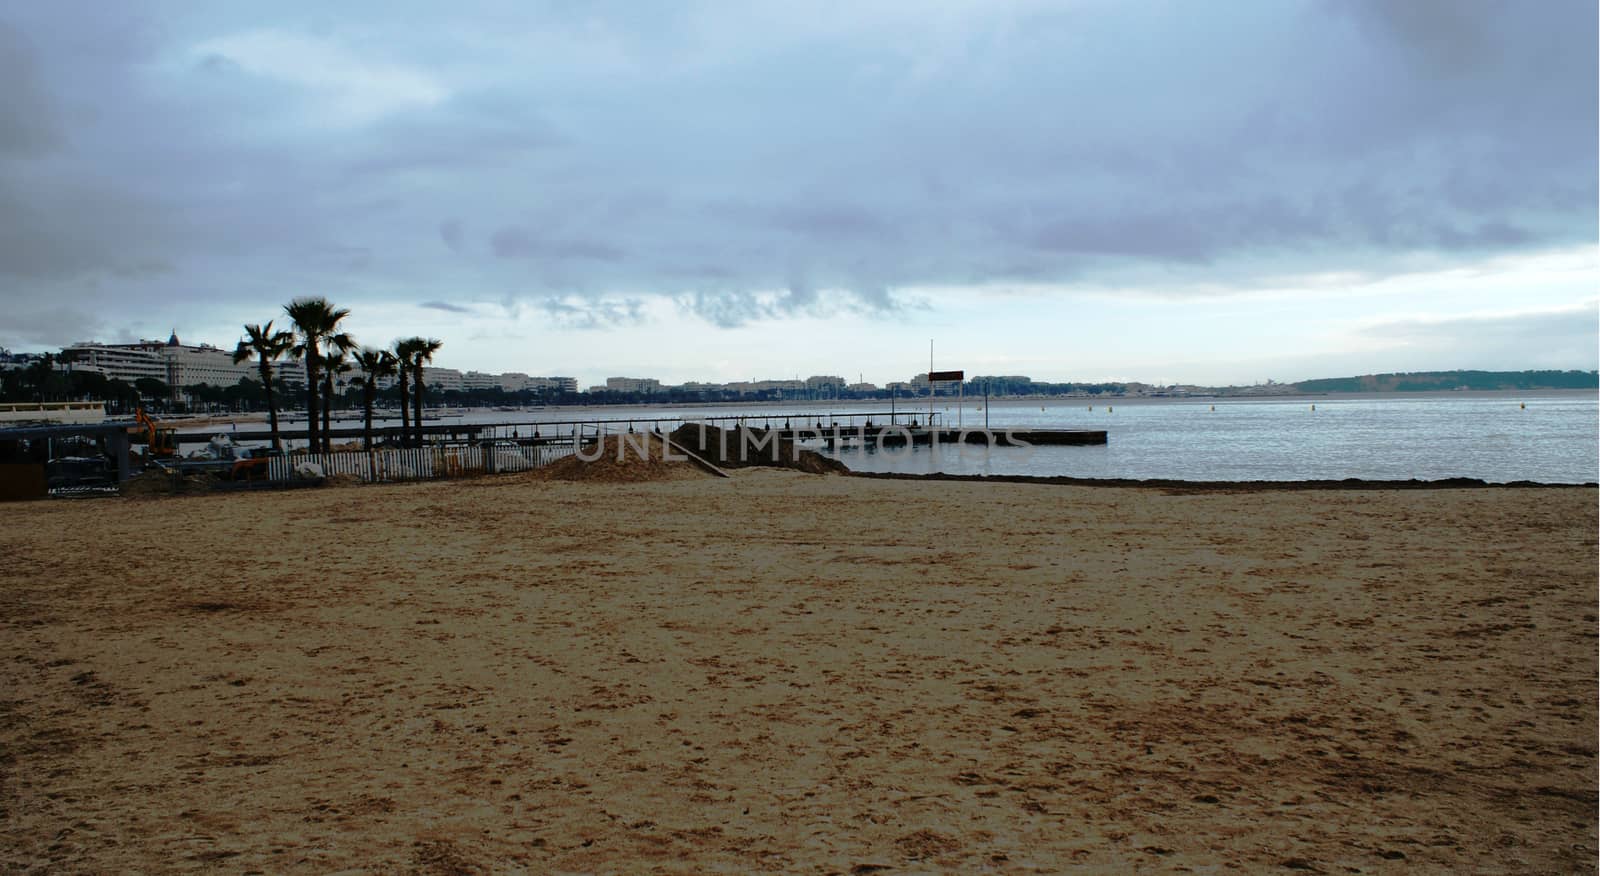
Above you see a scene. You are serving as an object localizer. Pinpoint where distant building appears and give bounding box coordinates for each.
[61,341,169,385]
[719,379,804,396]
[508,375,577,393]
[422,366,464,393]
[498,372,533,392]
[605,377,661,394]
[162,335,257,390]
[0,349,51,371]
[462,370,501,392]
[64,332,308,394]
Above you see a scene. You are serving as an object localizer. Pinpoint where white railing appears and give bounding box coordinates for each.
[267,442,575,484]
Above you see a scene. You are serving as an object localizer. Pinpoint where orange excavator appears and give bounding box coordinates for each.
[133,408,178,459]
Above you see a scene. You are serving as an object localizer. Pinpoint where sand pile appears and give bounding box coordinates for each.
[669,423,848,474]
[119,469,219,497]
[537,433,710,482]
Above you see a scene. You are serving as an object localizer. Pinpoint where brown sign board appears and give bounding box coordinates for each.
[928,370,965,382]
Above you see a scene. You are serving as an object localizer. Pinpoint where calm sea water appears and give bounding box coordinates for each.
[824,391,1598,483]
[196,390,1598,483]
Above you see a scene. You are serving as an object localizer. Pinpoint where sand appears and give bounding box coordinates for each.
[1,472,1595,873]
[536,434,712,483]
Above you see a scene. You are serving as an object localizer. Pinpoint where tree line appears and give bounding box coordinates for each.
[1295,370,1599,393]
[0,357,156,413]
[233,297,442,454]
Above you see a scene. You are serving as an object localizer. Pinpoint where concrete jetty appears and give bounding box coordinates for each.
[173,413,1109,449]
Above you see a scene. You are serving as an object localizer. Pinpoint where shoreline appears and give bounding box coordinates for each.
[846,471,1600,490]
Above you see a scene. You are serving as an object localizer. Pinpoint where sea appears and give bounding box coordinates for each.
[192,390,1599,484]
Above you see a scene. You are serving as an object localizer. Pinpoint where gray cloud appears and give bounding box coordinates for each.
[1339,0,1498,75]
[0,0,1592,346]
[674,290,773,329]
[420,300,473,314]
[674,283,910,328]
[1362,303,1600,369]
[538,297,648,330]
[0,23,61,156]
[1,303,105,347]
[490,226,626,262]
[439,220,465,254]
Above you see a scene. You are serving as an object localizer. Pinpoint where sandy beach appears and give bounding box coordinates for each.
[1,470,1595,872]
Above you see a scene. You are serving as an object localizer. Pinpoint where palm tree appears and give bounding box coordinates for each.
[284,297,352,454]
[393,338,422,447]
[403,337,443,446]
[232,321,295,452]
[321,348,353,451]
[351,348,398,451]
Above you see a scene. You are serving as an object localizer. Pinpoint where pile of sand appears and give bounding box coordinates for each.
[118,469,221,497]
[536,433,711,483]
[669,423,848,474]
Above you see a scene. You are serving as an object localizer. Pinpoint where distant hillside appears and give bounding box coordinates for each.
[1293,370,1598,393]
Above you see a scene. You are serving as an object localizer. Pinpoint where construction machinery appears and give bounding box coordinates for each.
[227,446,281,481]
[133,408,178,458]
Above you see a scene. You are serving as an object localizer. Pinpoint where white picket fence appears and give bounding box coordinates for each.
[267,443,574,484]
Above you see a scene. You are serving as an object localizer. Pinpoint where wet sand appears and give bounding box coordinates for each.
[2,472,1595,872]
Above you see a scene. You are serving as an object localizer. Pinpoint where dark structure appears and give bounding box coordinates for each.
[0,422,135,500]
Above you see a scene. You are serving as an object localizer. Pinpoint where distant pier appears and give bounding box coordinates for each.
[176,411,1109,449]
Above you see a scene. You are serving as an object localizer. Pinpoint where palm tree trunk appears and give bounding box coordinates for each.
[397,372,411,448]
[260,362,283,452]
[412,366,425,447]
[362,384,375,451]
[321,373,333,452]
[305,359,320,454]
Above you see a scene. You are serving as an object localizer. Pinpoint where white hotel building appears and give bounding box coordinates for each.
[64,333,307,395]
[61,333,574,400]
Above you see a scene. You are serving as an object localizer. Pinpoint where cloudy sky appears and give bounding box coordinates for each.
[1,0,1595,387]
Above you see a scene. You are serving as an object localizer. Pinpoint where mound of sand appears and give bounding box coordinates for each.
[669,423,848,474]
[119,469,220,497]
[537,433,711,483]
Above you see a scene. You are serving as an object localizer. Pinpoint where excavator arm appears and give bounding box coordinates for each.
[133,407,177,458]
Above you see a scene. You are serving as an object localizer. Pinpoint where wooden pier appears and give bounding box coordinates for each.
[170,413,1108,449]
[809,426,1107,447]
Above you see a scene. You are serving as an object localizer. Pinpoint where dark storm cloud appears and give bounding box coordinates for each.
[0,0,1593,346]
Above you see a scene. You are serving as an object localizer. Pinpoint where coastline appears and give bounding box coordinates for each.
[846,471,1600,490]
